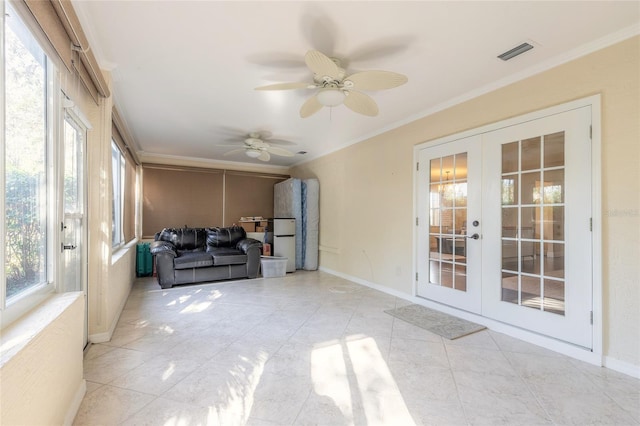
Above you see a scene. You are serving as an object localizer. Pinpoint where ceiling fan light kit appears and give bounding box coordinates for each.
[316,88,346,106]
[255,49,407,118]
[245,149,261,158]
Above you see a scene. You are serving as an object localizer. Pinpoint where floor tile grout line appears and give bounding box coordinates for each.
[440,336,472,426]
[495,334,559,425]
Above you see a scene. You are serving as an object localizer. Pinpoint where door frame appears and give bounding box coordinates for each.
[413,95,602,361]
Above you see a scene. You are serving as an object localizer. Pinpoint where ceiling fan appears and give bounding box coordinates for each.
[255,50,408,118]
[223,132,295,162]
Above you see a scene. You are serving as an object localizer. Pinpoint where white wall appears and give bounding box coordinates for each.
[291,36,640,371]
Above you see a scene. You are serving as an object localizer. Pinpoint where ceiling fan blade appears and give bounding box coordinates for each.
[258,151,271,162]
[305,50,339,79]
[345,71,408,91]
[300,95,323,118]
[255,82,310,91]
[265,138,296,146]
[223,149,246,156]
[216,126,247,136]
[343,90,379,116]
[348,36,413,63]
[252,130,272,140]
[266,146,294,157]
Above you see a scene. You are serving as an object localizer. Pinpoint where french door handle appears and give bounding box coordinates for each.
[63,244,77,250]
[466,233,480,240]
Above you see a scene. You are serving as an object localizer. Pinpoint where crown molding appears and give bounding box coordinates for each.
[138,151,291,175]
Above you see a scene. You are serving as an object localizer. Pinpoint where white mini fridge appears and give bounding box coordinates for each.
[273,218,296,273]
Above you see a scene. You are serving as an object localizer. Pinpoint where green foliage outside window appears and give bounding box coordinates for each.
[4,6,48,299]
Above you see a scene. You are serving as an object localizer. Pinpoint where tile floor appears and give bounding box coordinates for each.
[74,271,640,425]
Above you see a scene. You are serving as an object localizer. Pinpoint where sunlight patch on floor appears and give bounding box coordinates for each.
[180,301,212,314]
[205,350,268,425]
[311,335,414,424]
[311,339,354,419]
[161,362,176,382]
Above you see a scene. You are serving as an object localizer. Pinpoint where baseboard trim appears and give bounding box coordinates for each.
[319,266,410,300]
[318,266,638,378]
[63,379,86,426]
[88,284,131,344]
[603,356,640,379]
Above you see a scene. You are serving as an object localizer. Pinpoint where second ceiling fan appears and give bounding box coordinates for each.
[223,132,295,162]
[256,50,408,118]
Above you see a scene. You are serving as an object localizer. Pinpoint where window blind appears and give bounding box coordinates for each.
[22,0,109,102]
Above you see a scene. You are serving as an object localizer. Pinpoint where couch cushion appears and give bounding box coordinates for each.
[206,226,246,248]
[158,228,207,251]
[173,251,213,270]
[209,247,247,266]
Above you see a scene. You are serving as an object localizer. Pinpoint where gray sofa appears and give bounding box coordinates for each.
[149,226,262,289]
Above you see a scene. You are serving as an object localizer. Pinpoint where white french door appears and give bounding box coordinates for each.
[482,106,592,348]
[417,135,482,314]
[416,105,593,348]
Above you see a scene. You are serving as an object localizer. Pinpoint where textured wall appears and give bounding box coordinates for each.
[0,293,84,425]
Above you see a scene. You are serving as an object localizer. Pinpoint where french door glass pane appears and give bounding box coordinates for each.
[501,177,518,205]
[428,152,468,292]
[64,120,82,213]
[544,132,565,167]
[501,142,519,173]
[521,137,541,170]
[500,132,567,315]
[63,114,85,293]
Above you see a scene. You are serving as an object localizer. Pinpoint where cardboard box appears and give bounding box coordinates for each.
[239,222,256,232]
[256,226,266,232]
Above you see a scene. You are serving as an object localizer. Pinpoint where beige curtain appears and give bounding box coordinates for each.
[112,113,139,243]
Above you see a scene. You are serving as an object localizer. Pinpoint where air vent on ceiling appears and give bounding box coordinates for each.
[498,42,534,61]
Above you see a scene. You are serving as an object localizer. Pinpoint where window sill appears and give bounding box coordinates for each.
[111,238,138,265]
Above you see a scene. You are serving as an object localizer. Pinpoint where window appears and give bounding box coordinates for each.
[111,140,126,247]
[3,2,52,303]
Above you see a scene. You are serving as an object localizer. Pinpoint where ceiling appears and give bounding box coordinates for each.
[71,1,639,169]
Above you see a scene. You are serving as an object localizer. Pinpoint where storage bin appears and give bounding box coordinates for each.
[260,256,287,278]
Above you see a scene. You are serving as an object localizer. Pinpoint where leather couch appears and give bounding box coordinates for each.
[149,226,262,289]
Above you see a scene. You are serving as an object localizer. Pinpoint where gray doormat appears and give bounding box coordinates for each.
[385,304,486,340]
